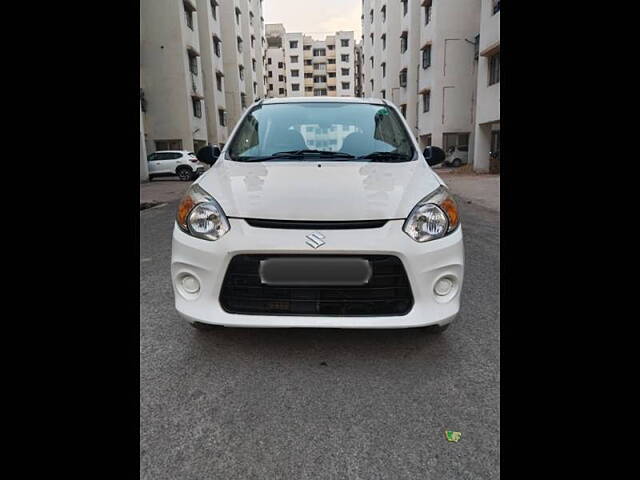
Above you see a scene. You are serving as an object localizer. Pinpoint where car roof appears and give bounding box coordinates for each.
[261,96,386,106]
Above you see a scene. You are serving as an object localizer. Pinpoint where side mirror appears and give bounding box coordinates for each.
[423,146,445,166]
[197,145,220,166]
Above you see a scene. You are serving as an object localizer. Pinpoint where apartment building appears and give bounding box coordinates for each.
[362,0,483,163]
[195,0,228,146]
[265,24,288,97]
[220,0,266,131]
[354,41,364,97]
[265,26,355,97]
[140,0,210,154]
[473,0,500,172]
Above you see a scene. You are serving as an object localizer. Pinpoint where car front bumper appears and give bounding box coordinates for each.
[171,219,464,329]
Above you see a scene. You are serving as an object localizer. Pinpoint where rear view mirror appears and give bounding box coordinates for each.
[423,146,445,166]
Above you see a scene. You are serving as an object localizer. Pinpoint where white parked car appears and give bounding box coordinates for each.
[171,97,464,332]
[444,146,469,167]
[147,150,208,181]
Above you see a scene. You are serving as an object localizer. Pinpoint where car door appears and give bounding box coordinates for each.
[170,151,188,173]
[457,146,469,163]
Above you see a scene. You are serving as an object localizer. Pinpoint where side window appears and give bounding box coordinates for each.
[147,153,158,161]
[458,146,468,152]
[169,153,183,160]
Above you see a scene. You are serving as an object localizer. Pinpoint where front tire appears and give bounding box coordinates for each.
[188,321,218,331]
[452,159,462,168]
[424,323,450,334]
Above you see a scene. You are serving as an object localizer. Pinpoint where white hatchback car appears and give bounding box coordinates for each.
[147,150,208,181]
[443,146,470,167]
[171,98,464,332]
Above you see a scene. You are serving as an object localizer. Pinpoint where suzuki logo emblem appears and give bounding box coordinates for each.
[305,232,325,249]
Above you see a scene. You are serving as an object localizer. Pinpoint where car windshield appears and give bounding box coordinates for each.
[227,102,415,162]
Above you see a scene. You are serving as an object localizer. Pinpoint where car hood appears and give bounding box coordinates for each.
[196,159,443,221]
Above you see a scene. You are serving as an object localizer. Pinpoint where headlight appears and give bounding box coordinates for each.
[176,184,230,241]
[403,185,460,242]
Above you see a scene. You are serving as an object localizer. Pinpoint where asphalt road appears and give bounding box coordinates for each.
[140,198,500,480]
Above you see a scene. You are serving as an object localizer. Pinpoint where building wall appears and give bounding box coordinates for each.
[362,0,482,160]
[140,0,208,153]
[196,0,228,146]
[140,101,149,181]
[473,0,500,172]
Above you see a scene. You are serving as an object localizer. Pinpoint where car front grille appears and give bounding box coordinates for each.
[219,254,413,316]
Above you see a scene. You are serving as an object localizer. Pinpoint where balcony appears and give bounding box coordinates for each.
[304,64,314,73]
[327,77,337,86]
[327,63,336,72]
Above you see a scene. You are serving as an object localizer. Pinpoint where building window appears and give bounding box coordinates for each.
[422,45,431,69]
[213,36,221,57]
[278,62,284,68]
[314,75,327,83]
[328,86,336,91]
[370,33,374,45]
[489,52,500,85]
[341,68,350,76]
[370,79,374,90]
[341,82,350,89]
[279,88,285,95]
[474,34,480,59]
[381,89,386,99]
[314,89,327,96]
[402,0,408,16]
[188,51,198,75]
[155,139,183,151]
[218,109,226,126]
[249,11,254,25]
[235,7,241,25]
[292,83,300,91]
[341,39,349,47]
[252,59,256,71]
[381,62,386,77]
[422,90,431,112]
[304,59,312,65]
[269,83,273,90]
[268,71,273,77]
[443,133,470,151]
[399,68,407,87]
[313,48,326,56]
[192,97,202,118]
[381,5,386,22]
[290,55,298,63]
[216,71,223,91]
[241,93,247,108]
[424,0,432,25]
[381,34,386,50]
[493,0,500,14]
[304,72,313,78]
[327,44,335,50]
[253,82,257,94]
[237,36,243,53]
[400,32,408,53]
[291,69,299,77]
[303,45,311,50]
[211,0,218,20]
[341,54,349,62]
[184,1,195,30]
[370,56,374,68]
[328,58,336,64]
[400,104,407,117]
[328,72,336,78]
[370,9,374,23]
[251,35,255,48]
[290,40,298,48]
[278,74,285,81]
[239,65,244,80]
[305,86,313,92]
[268,57,272,65]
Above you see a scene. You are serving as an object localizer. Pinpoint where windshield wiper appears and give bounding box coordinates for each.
[271,149,356,159]
[357,151,412,162]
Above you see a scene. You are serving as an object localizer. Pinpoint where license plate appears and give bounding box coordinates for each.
[259,257,372,286]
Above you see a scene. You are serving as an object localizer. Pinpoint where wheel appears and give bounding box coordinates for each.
[452,158,462,167]
[176,167,194,181]
[188,321,218,330]
[424,323,450,334]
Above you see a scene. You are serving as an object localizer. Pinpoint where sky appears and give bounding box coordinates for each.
[262,0,362,40]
